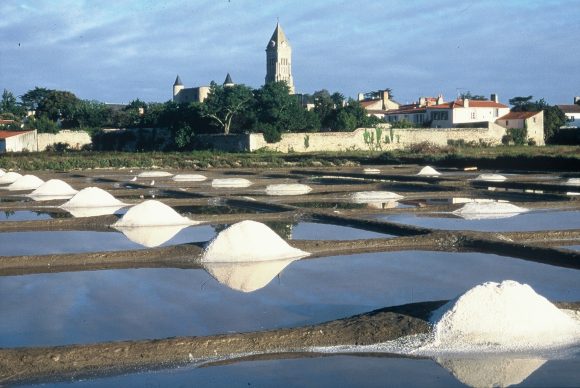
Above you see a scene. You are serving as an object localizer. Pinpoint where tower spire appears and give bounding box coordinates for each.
[265,22,294,93]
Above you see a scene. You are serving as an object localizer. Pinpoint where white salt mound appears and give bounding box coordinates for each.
[0,172,23,185]
[565,177,580,186]
[452,202,528,220]
[203,258,298,292]
[363,168,381,174]
[137,171,173,178]
[351,191,403,203]
[211,178,252,188]
[265,183,312,196]
[61,187,126,208]
[417,166,441,176]
[6,175,44,191]
[202,220,309,262]
[172,174,207,182]
[428,280,580,351]
[475,173,507,182]
[113,200,196,227]
[31,179,78,196]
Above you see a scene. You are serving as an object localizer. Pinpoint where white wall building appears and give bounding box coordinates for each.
[428,96,510,128]
[0,130,37,152]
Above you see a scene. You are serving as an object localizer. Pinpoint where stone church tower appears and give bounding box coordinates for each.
[265,22,295,94]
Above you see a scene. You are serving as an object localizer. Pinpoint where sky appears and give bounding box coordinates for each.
[0,0,579,105]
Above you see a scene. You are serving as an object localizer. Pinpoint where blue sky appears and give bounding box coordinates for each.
[0,0,578,105]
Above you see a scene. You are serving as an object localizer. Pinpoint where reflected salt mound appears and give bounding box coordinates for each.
[203,257,299,292]
[475,173,507,182]
[426,280,580,352]
[211,178,252,188]
[363,168,381,174]
[452,202,528,220]
[365,201,400,209]
[436,357,546,388]
[61,187,128,217]
[0,172,22,184]
[172,174,207,182]
[417,166,441,176]
[113,200,197,227]
[351,191,403,204]
[265,183,312,196]
[202,220,309,262]
[28,179,78,201]
[116,224,190,248]
[137,171,173,178]
[6,175,44,191]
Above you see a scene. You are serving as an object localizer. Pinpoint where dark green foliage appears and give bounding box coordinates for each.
[203,82,254,134]
[506,127,527,145]
[509,96,567,143]
[26,115,59,133]
[460,91,487,100]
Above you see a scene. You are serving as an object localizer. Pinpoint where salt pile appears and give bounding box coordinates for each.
[29,179,78,200]
[6,175,44,191]
[60,187,127,217]
[137,171,173,178]
[351,191,403,204]
[475,173,507,182]
[417,166,441,176]
[0,168,4,177]
[363,168,381,174]
[452,202,528,220]
[265,183,312,196]
[427,280,580,352]
[203,258,298,292]
[202,220,309,262]
[0,172,23,185]
[565,177,580,186]
[113,200,197,227]
[211,178,252,188]
[172,174,207,182]
[118,225,190,248]
[436,357,546,388]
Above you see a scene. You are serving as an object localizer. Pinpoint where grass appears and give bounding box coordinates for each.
[0,145,579,171]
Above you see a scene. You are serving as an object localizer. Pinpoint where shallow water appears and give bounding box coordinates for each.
[378,210,580,232]
[0,210,55,221]
[1,251,578,348]
[290,222,391,240]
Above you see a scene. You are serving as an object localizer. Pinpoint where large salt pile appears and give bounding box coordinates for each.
[427,280,580,352]
[29,179,78,201]
[475,173,507,182]
[0,172,22,185]
[351,191,403,204]
[211,178,252,188]
[265,183,312,196]
[417,166,441,176]
[202,220,309,262]
[118,225,190,248]
[436,357,546,388]
[60,187,127,217]
[113,200,196,227]
[137,171,173,178]
[6,175,44,191]
[203,258,298,292]
[172,174,207,182]
[452,202,528,220]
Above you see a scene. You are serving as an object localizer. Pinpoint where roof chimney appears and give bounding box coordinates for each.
[574,96,580,104]
[491,93,499,103]
[436,95,444,105]
[357,93,364,101]
[464,98,469,108]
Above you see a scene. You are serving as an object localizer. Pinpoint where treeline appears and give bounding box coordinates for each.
[0,82,381,150]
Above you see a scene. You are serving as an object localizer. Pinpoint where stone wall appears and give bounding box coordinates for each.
[37,130,92,151]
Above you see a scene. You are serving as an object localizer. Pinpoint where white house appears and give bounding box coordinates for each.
[0,130,37,153]
[557,97,580,127]
[428,95,510,128]
[496,111,545,145]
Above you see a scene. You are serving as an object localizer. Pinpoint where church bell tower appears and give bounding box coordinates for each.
[265,22,295,94]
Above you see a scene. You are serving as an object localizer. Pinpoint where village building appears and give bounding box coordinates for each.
[357,90,400,118]
[557,97,580,127]
[0,130,37,153]
[496,111,545,145]
[384,95,444,125]
[265,22,295,94]
[427,95,510,128]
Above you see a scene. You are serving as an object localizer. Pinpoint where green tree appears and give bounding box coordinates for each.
[1,89,25,118]
[509,96,534,111]
[460,91,486,100]
[202,82,254,134]
[20,87,52,111]
[72,100,112,128]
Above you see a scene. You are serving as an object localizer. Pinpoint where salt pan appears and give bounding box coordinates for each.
[203,257,299,292]
[211,178,252,188]
[475,173,507,182]
[172,174,207,182]
[113,200,197,227]
[265,183,312,196]
[427,280,580,351]
[137,171,173,178]
[6,175,44,191]
[452,202,528,220]
[61,187,126,208]
[202,220,309,262]
[351,191,403,204]
[0,172,23,185]
[417,166,441,176]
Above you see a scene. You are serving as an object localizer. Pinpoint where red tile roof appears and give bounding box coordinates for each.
[359,99,382,108]
[499,111,541,120]
[0,130,34,139]
[428,99,508,109]
[558,104,580,114]
[386,106,427,115]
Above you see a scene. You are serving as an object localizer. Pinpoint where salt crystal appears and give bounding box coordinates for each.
[31,179,78,196]
[0,172,22,185]
[137,171,173,178]
[6,175,44,191]
[452,202,528,220]
[113,200,197,227]
[172,174,207,182]
[211,178,252,188]
[351,191,403,203]
[475,173,507,182]
[265,183,312,196]
[417,166,441,176]
[61,187,126,208]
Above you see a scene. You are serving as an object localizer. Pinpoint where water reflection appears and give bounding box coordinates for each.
[114,224,191,248]
[436,357,546,388]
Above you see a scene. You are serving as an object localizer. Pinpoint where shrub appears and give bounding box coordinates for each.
[506,127,527,145]
[262,125,282,143]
